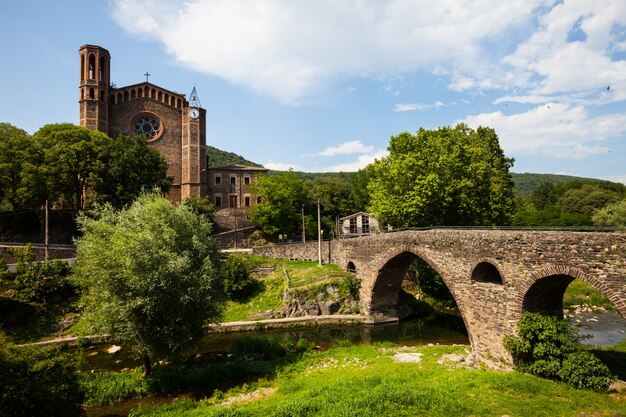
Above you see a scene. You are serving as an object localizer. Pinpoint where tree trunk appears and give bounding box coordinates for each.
[142,354,152,378]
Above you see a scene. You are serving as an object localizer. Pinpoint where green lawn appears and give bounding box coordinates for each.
[563,279,613,310]
[117,343,625,417]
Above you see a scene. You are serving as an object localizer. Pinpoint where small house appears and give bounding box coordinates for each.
[339,212,380,238]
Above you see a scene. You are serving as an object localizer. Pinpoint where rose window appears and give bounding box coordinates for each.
[133,114,161,140]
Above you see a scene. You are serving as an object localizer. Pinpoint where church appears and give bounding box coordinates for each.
[78,44,207,203]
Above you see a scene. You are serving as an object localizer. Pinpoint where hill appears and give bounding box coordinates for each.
[206,145,263,168]
[205,146,623,196]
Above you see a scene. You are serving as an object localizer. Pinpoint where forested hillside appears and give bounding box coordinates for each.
[206,146,263,168]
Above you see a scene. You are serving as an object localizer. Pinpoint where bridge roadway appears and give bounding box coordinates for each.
[253,228,626,368]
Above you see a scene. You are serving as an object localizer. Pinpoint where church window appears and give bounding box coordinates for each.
[88,54,95,79]
[158,91,162,101]
[117,92,122,103]
[89,88,95,99]
[131,89,136,99]
[99,56,105,82]
[81,89,84,100]
[244,196,251,207]
[144,86,149,97]
[133,114,161,140]
[100,90,104,101]
[138,88,143,98]
[151,89,156,98]
[244,176,250,185]
[215,196,222,206]
[215,175,221,185]
[165,94,169,104]
[124,91,129,101]
[230,177,236,185]
[81,55,85,81]
[110,94,115,103]
[177,98,181,108]
[170,96,175,106]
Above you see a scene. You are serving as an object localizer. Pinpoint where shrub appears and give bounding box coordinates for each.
[339,273,360,300]
[0,335,84,416]
[14,259,77,304]
[505,312,616,391]
[558,351,615,392]
[223,255,257,298]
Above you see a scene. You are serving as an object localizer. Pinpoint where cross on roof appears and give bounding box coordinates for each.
[144,72,151,82]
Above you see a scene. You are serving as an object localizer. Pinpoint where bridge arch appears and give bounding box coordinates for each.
[470,260,504,284]
[346,261,357,273]
[520,265,626,319]
[363,248,473,348]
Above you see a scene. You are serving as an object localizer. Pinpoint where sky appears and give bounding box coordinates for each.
[1,0,626,183]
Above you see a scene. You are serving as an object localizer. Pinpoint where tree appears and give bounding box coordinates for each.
[307,175,354,237]
[368,124,514,227]
[249,170,308,237]
[74,193,223,377]
[93,134,171,208]
[0,123,45,210]
[531,181,557,210]
[560,184,620,218]
[34,123,111,210]
[593,198,626,227]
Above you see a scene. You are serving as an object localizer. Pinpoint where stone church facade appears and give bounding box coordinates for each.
[78,44,207,203]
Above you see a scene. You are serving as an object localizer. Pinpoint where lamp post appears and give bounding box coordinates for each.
[301,205,306,243]
[317,199,322,266]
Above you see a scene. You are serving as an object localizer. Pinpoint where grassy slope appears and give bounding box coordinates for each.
[125,343,626,417]
[222,256,353,322]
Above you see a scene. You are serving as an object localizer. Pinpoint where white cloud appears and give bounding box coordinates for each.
[323,149,388,172]
[463,103,626,159]
[264,160,304,171]
[308,140,374,157]
[393,101,448,112]
[112,0,550,104]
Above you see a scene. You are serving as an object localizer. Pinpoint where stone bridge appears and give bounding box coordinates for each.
[253,229,626,368]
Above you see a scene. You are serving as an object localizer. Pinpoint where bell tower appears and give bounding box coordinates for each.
[79,45,110,133]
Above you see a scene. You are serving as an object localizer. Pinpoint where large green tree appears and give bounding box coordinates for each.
[74,193,223,376]
[368,124,514,227]
[93,134,171,208]
[34,123,111,210]
[0,123,45,210]
[249,170,309,237]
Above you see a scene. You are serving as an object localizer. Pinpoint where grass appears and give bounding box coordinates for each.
[563,279,613,310]
[118,344,626,417]
[221,256,355,322]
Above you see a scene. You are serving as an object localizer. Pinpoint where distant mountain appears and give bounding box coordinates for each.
[205,146,623,197]
[510,172,624,197]
[206,145,263,168]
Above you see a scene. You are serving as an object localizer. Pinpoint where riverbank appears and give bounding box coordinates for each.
[85,343,626,417]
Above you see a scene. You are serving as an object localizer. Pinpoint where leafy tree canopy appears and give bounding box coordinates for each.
[368,124,515,227]
[74,193,223,376]
[592,198,626,227]
[249,170,309,237]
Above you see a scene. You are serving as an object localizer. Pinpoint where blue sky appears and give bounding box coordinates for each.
[2,0,626,182]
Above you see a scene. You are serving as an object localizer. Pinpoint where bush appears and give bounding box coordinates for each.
[505,312,616,391]
[223,255,257,298]
[14,259,77,304]
[558,351,615,391]
[0,336,84,416]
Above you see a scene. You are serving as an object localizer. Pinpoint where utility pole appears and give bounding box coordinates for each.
[317,199,322,266]
[44,199,49,261]
[301,205,306,243]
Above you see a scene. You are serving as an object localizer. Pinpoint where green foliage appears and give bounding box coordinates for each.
[510,173,625,197]
[249,170,308,237]
[182,195,216,224]
[406,258,455,306]
[7,243,35,270]
[207,145,263,168]
[560,184,620,217]
[531,181,556,210]
[0,123,45,210]
[229,336,287,359]
[0,336,84,417]
[81,367,150,406]
[368,124,514,227]
[93,134,171,208]
[338,273,360,300]
[74,193,224,373]
[592,198,626,227]
[558,351,615,392]
[13,259,77,304]
[504,312,615,391]
[223,255,257,298]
